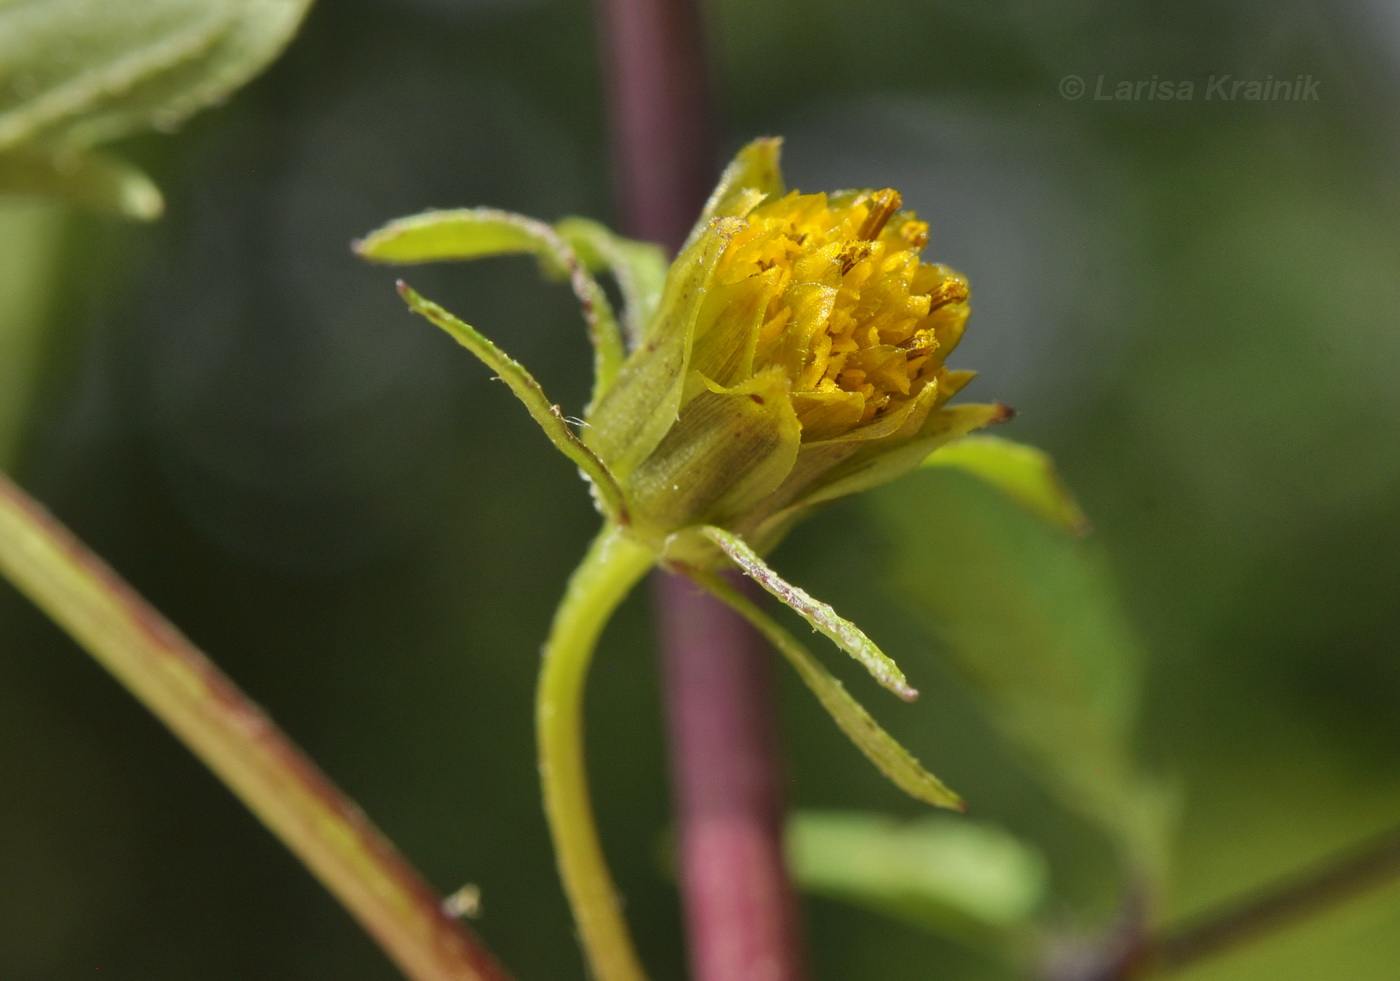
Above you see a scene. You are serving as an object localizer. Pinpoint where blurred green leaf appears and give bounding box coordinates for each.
[788,810,1047,949]
[0,199,64,464]
[923,435,1089,535]
[0,0,313,152]
[0,146,162,220]
[868,469,1169,873]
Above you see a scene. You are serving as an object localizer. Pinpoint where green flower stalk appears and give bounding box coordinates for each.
[356,138,1024,981]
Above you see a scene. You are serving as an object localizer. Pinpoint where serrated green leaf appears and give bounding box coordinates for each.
[688,568,963,811]
[923,435,1089,534]
[0,146,162,219]
[0,0,221,150]
[788,810,1047,947]
[0,0,312,152]
[698,524,917,700]
[868,469,1170,871]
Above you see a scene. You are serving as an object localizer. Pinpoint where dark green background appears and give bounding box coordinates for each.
[3,0,1399,978]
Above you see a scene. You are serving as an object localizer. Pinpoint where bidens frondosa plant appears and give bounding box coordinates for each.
[358,138,1045,981]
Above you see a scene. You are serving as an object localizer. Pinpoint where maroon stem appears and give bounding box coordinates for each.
[655,573,807,981]
[592,0,716,247]
[590,0,808,979]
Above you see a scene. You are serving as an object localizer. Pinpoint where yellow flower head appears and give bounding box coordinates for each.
[693,187,969,441]
[584,139,1009,555]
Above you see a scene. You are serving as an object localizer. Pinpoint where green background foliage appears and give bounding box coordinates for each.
[2,0,1398,978]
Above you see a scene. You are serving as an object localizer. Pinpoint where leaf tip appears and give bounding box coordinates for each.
[126,184,164,222]
[395,279,429,314]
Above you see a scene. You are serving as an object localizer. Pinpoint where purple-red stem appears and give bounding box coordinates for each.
[655,574,807,981]
[591,1,809,979]
[592,0,715,246]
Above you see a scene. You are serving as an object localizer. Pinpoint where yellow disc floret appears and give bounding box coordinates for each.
[708,188,970,441]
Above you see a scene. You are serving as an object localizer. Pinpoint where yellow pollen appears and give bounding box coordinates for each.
[856,188,902,241]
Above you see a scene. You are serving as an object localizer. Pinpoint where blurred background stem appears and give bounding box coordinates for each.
[592,0,714,247]
[592,1,809,979]
[1040,824,1400,981]
[0,202,65,467]
[1133,823,1400,979]
[655,574,809,981]
[0,471,513,981]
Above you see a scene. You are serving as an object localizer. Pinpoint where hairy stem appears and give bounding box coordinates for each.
[0,471,512,981]
[537,522,656,981]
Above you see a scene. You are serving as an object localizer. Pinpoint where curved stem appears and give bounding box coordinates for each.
[538,522,656,981]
